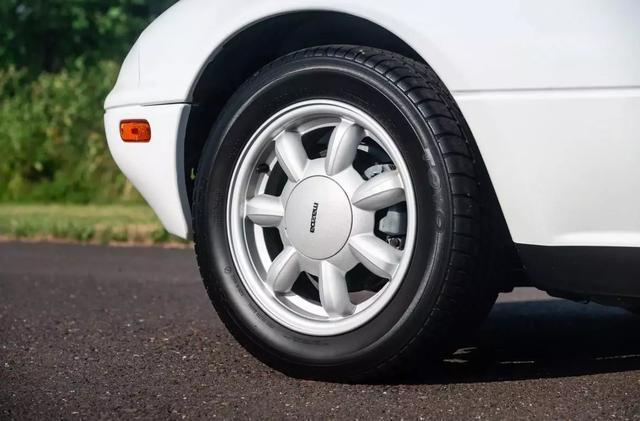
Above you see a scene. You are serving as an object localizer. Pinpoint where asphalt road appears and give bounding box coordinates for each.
[1,242,640,420]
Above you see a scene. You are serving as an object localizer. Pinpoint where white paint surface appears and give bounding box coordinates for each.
[104,0,640,245]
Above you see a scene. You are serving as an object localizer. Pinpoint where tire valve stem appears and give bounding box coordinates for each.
[255,163,270,174]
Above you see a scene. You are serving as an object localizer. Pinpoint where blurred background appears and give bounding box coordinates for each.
[0,0,179,245]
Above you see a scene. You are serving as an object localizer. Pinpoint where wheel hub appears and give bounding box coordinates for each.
[284,176,352,260]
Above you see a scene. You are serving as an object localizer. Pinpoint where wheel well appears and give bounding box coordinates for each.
[183,11,424,203]
[183,15,524,290]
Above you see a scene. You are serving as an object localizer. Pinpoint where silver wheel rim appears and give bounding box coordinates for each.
[227,99,416,336]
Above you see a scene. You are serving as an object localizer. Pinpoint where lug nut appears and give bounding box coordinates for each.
[388,237,402,248]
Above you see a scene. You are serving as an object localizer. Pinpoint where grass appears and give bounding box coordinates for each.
[0,203,188,246]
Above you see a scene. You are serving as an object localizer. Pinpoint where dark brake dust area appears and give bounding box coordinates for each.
[1,241,640,420]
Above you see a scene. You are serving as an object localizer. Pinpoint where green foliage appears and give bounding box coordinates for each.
[0,61,138,202]
[0,203,189,244]
[49,220,96,241]
[10,219,38,237]
[109,229,129,242]
[0,0,176,203]
[151,227,170,243]
[0,0,176,73]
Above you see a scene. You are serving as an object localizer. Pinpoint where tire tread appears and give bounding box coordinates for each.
[194,44,507,382]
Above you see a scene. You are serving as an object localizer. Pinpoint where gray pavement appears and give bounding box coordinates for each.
[1,241,640,420]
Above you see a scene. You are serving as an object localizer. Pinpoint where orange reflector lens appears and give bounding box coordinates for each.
[120,120,151,142]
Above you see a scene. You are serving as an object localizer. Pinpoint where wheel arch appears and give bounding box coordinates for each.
[183,11,426,204]
[180,11,521,289]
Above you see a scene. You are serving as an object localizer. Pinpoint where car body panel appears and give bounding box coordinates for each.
[104,104,192,237]
[105,0,640,248]
[106,0,640,108]
[457,88,640,247]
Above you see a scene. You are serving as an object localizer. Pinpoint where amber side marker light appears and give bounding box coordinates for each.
[120,119,151,142]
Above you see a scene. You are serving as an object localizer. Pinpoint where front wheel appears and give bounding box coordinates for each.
[193,45,502,381]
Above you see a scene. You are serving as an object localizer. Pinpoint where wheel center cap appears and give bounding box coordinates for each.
[284,176,352,259]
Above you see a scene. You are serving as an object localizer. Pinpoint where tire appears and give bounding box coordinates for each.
[193,45,503,381]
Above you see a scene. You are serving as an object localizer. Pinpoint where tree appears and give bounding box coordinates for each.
[0,0,176,73]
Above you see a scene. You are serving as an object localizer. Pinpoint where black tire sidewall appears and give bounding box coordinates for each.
[194,57,453,376]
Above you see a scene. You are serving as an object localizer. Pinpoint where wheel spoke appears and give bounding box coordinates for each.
[351,170,405,210]
[245,194,283,227]
[266,247,301,293]
[349,234,402,279]
[275,131,308,182]
[319,261,355,317]
[324,120,365,176]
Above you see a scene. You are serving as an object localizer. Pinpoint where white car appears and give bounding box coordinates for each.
[104,0,640,380]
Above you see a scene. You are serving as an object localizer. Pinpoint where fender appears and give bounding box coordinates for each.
[105,0,640,108]
[104,0,640,250]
